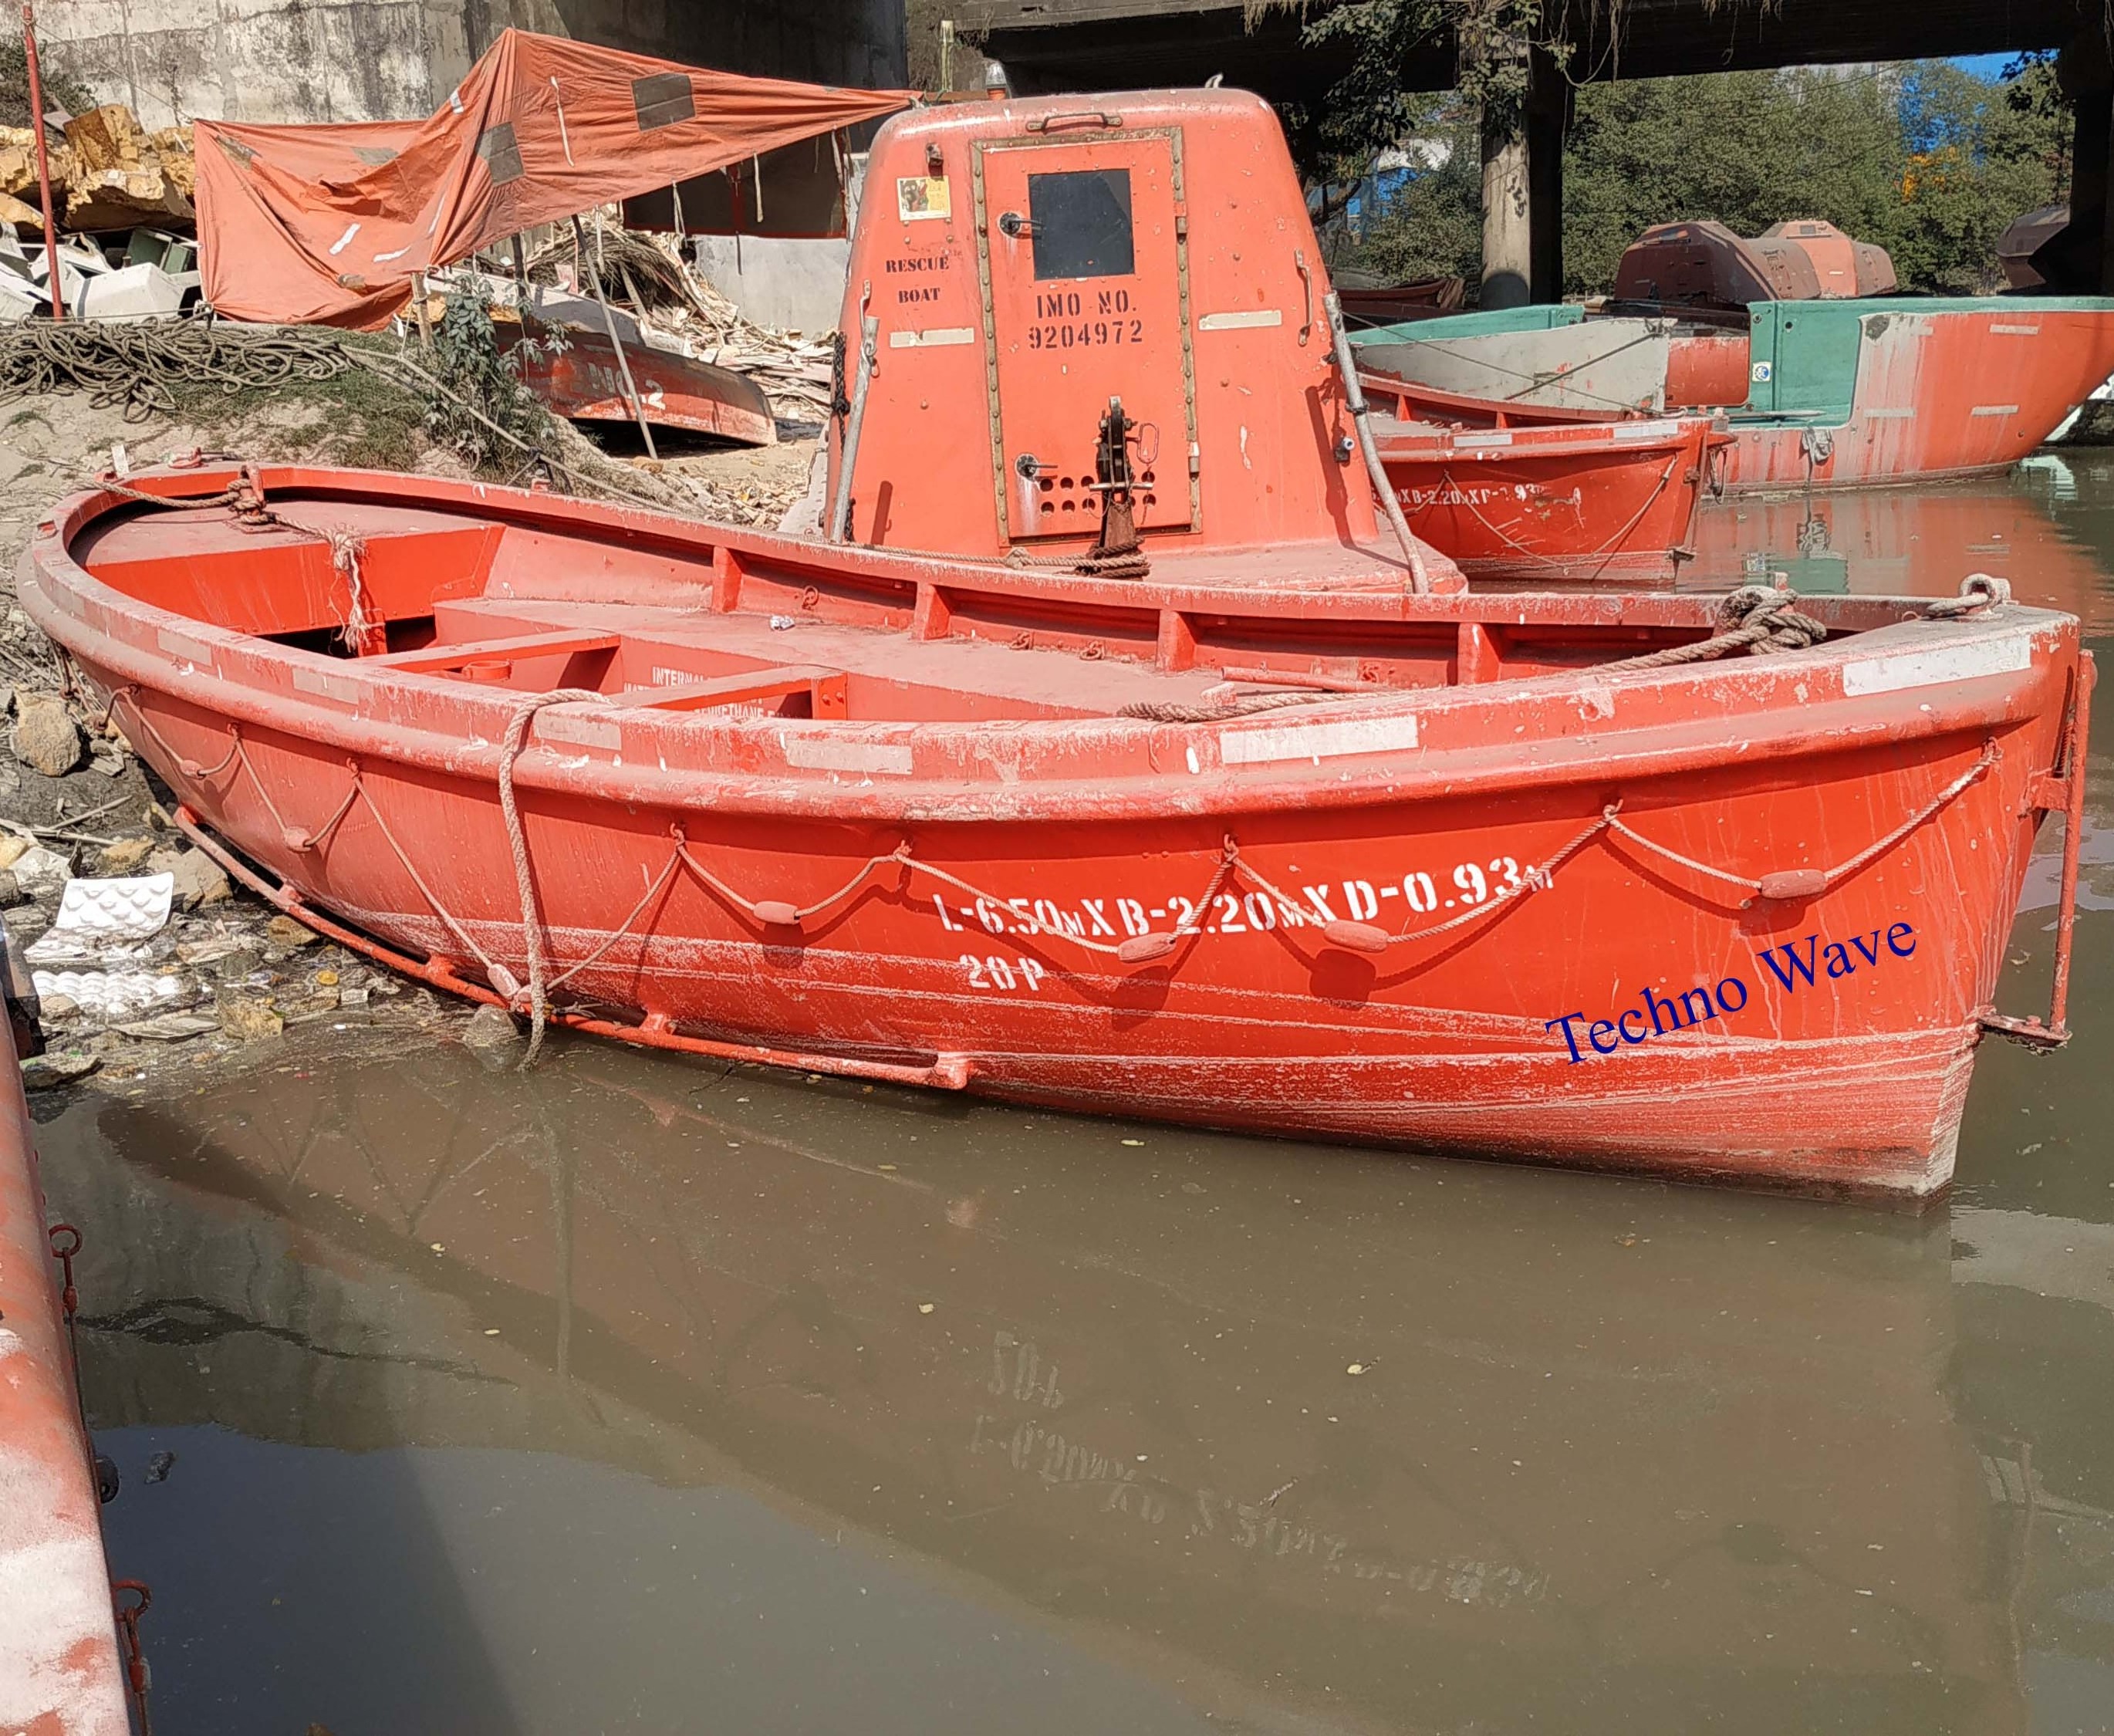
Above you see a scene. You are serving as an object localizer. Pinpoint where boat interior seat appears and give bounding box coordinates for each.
[420,595,1225,722]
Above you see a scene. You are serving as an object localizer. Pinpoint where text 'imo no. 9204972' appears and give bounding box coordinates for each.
[1545,922,1920,1062]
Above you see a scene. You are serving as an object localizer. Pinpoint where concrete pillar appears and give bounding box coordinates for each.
[1525,47,1566,303]
[1480,104,1531,309]
[2037,32,2112,292]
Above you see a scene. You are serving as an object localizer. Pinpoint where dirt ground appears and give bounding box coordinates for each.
[0,377,817,1103]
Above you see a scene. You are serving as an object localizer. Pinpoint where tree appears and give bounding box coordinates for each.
[1342,94,1484,285]
[1339,59,2070,299]
[0,28,94,129]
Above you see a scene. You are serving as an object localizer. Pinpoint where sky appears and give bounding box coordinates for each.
[1953,53,2015,79]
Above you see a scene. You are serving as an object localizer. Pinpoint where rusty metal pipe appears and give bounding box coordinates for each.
[22,3,65,323]
[2045,651,2095,1037]
[1325,289,1430,593]
[829,290,879,543]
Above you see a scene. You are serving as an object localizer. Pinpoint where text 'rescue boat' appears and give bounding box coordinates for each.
[15,90,2092,1199]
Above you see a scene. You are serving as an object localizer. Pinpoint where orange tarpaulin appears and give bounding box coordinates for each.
[194,29,913,329]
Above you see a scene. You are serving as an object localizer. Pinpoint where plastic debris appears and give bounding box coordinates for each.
[21,1050,99,1088]
[31,968,184,1021]
[22,872,174,966]
[113,1012,221,1041]
[6,846,71,898]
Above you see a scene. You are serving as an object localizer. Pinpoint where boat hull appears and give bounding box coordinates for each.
[1358,300,2114,491]
[22,469,2084,1200]
[0,1021,130,1735]
[1375,416,1723,583]
[509,326,778,446]
[1721,304,2114,491]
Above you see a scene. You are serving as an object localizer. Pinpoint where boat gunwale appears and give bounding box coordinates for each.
[20,465,2077,826]
[1372,417,1718,460]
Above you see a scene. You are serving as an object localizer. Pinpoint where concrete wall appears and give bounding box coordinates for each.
[690,234,849,334]
[552,0,907,92]
[34,0,907,129]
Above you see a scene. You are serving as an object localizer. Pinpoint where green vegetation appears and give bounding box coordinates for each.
[1339,58,2070,299]
[420,289,566,471]
[1,29,94,127]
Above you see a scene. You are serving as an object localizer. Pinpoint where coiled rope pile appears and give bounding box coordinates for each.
[0,314,697,517]
[0,319,356,420]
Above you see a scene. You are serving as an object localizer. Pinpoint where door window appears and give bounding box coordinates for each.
[1028,169,1134,280]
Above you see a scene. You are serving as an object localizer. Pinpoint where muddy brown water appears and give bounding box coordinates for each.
[34,456,2114,1734]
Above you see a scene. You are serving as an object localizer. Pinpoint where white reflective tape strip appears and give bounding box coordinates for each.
[1609,418,1681,441]
[155,627,215,666]
[1990,324,2041,335]
[1862,407,1915,418]
[1970,405,2019,417]
[1221,712,1420,765]
[291,664,361,704]
[373,245,410,263]
[1842,635,2031,696]
[535,711,622,749]
[550,79,573,164]
[327,223,360,256]
[1197,309,1282,330]
[1452,431,1513,450]
[784,736,915,774]
[888,327,974,348]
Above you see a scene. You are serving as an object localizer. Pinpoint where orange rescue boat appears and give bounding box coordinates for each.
[15,90,2092,1199]
[0,1012,130,1735]
[1363,396,1731,584]
[18,457,2092,1200]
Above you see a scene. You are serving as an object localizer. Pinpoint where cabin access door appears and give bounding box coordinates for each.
[972,128,1198,541]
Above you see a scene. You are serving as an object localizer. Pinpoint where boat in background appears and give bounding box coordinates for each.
[1350,218,2114,493]
[507,312,778,448]
[0,1008,131,1736]
[1368,405,1732,583]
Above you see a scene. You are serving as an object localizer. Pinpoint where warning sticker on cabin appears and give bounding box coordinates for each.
[897,176,951,221]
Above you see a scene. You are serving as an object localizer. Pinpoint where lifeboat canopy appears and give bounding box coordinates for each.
[1614,218,1896,309]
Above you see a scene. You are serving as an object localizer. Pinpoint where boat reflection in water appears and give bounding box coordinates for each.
[42,1028,2114,1735]
[1687,456,2114,628]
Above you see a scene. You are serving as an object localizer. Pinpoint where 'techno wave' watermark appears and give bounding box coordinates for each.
[1545,922,1919,1062]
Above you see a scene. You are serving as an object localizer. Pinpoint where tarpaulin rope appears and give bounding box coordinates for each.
[1923,573,2012,618]
[1119,689,1336,724]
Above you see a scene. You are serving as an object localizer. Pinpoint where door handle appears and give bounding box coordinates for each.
[998,211,1039,238]
[1025,111,1124,133]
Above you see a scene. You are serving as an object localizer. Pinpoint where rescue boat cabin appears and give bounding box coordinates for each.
[826,90,1384,565]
